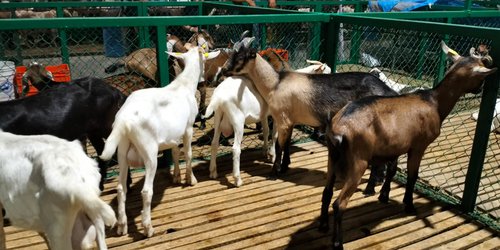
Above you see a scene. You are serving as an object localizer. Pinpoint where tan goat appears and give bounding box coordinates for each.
[320,42,497,249]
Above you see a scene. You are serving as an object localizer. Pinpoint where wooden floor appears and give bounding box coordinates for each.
[3,138,499,249]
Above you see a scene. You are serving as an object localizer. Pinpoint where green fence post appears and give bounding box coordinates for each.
[461,42,500,212]
[156,25,172,168]
[465,0,473,11]
[415,35,429,80]
[324,17,340,72]
[156,25,169,87]
[56,6,70,66]
[434,18,452,87]
[310,3,322,60]
[260,23,267,51]
[349,25,361,64]
[138,3,151,48]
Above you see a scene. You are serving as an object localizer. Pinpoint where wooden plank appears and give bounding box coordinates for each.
[472,236,500,250]
[399,222,485,249]
[3,134,498,250]
[435,229,498,249]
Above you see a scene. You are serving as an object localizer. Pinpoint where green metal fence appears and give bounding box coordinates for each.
[0,1,498,231]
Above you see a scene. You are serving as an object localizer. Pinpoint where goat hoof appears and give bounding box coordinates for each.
[209,172,218,179]
[266,172,279,180]
[173,175,182,184]
[405,205,417,214]
[234,178,243,187]
[145,225,155,238]
[117,224,128,236]
[333,242,344,250]
[199,122,206,130]
[318,222,329,233]
[187,176,198,186]
[378,194,389,203]
[279,166,289,174]
[363,188,376,196]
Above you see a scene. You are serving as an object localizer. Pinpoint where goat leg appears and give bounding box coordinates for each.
[319,139,336,232]
[378,159,398,203]
[319,176,335,232]
[197,83,207,130]
[269,142,283,179]
[403,150,424,214]
[0,202,5,250]
[279,134,292,174]
[89,135,132,190]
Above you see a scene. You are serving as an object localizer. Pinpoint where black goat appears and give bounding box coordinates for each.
[0,76,126,190]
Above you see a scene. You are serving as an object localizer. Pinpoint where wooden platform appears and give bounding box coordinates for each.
[3,138,499,249]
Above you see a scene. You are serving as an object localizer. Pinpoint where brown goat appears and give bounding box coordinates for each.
[320,42,497,249]
[104,33,190,81]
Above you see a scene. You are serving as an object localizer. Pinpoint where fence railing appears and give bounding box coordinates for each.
[0,1,498,230]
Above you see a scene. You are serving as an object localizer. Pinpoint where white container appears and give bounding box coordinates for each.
[0,61,16,101]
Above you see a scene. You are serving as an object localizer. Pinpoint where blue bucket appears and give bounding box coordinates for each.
[103,27,126,57]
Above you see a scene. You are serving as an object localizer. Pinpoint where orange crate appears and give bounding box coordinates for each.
[258,48,289,61]
[15,64,71,96]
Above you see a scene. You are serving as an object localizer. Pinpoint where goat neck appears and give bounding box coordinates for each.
[246,54,279,100]
[433,59,496,122]
[170,49,203,93]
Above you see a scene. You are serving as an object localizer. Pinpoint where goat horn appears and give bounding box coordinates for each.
[241,37,255,49]
[239,30,251,41]
[306,59,322,65]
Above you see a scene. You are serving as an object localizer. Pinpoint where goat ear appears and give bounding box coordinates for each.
[472,66,497,77]
[441,41,461,62]
[204,50,221,60]
[166,51,183,59]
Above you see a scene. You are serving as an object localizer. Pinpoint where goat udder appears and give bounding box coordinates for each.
[220,119,233,137]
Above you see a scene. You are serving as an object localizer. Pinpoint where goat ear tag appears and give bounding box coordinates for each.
[204,52,209,58]
[448,48,459,56]
[202,44,207,49]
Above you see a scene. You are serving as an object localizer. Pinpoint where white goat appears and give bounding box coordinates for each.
[369,67,420,93]
[471,98,500,133]
[203,60,332,187]
[100,47,220,238]
[0,130,115,250]
[203,76,273,187]
[295,60,332,74]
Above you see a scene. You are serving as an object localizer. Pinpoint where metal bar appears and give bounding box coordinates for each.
[324,17,340,72]
[465,0,473,11]
[56,6,70,66]
[346,10,500,19]
[138,3,150,49]
[0,1,198,8]
[156,26,169,87]
[0,14,329,30]
[415,35,429,80]
[202,2,303,14]
[435,17,452,87]
[348,25,361,64]
[260,24,267,51]
[310,3,322,60]
[462,42,500,212]
[330,15,499,40]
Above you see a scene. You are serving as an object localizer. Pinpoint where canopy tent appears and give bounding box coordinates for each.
[368,0,484,12]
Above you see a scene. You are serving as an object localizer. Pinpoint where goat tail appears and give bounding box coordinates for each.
[80,191,116,228]
[100,122,126,161]
[202,99,218,120]
[104,61,125,74]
